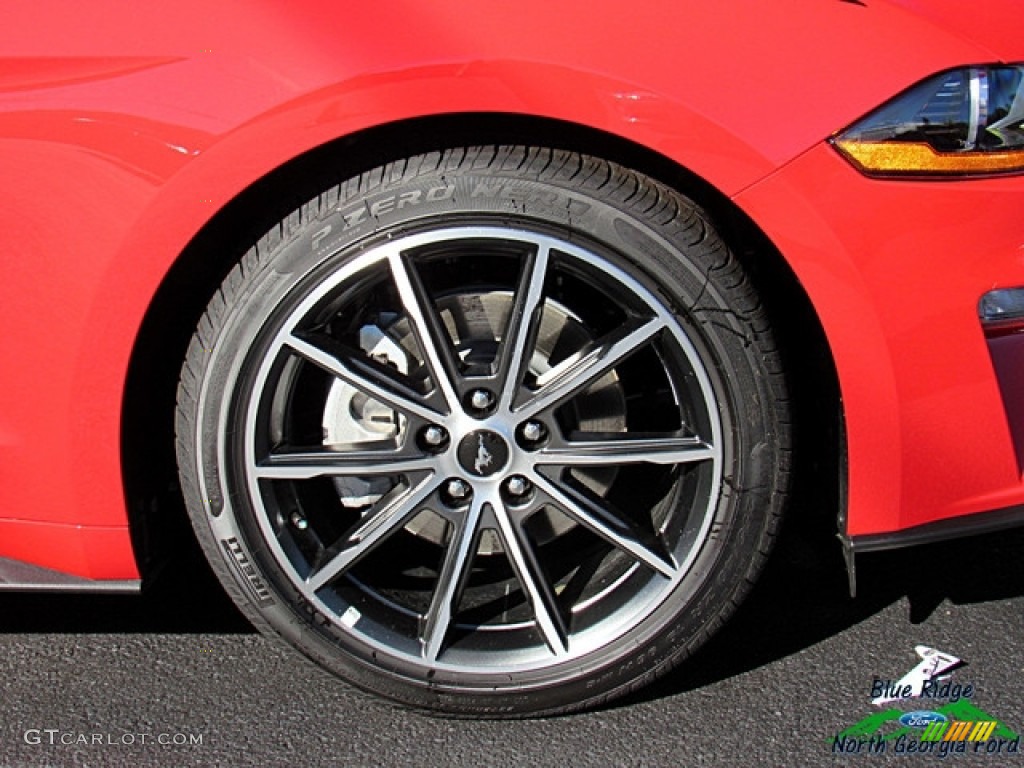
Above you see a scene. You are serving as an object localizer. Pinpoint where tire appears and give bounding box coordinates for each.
[175,146,789,717]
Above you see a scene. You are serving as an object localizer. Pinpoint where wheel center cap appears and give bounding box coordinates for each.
[457,430,509,477]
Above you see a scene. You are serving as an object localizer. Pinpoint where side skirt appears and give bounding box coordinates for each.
[840,504,1024,597]
[0,556,141,594]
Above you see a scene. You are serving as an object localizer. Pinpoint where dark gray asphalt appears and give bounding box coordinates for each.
[0,526,1021,768]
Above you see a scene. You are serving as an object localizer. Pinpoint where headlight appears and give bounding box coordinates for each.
[833,65,1024,177]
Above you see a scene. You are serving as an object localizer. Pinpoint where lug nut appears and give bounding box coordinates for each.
[469,389,494,411]
[290,511,309,531]
[422,425,447,447]
[445,478,472,501]
[505,475,531,497]
[521,421,546,443]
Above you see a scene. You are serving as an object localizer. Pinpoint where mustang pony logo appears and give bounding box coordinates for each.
[474,435,494,475]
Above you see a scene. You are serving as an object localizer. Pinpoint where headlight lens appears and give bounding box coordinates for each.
[833,65,1024,177]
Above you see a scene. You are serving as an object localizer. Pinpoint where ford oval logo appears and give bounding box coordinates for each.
[899,711,948,728]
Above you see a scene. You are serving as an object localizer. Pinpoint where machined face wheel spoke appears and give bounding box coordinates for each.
[536,435,717,467]
[254,449,435,480]
[420,496,485,662]
[285,332,445,423]
[530,473,678,579]
[387,251,462,413]
[496,245,551,412]
[487,498,570,656]
[516,317,665,419]
[305,474,438,592]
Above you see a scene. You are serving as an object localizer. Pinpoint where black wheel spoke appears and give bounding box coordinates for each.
[530,472,678,579]
[487,499,570,656]
[286,332,445,423]
[387,251,462,413]
[536,434,716,467]
[420,496,485,662]
[255,448,433,479]
[496,245,551,413]
[306,475,437,591]
[516,318,665,419]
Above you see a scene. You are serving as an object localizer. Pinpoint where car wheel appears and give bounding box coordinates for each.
[175,146,789,716]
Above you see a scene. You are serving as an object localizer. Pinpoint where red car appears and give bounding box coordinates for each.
[2,0,1022,716]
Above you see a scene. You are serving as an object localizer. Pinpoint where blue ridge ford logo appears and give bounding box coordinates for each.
[899,711,948,729]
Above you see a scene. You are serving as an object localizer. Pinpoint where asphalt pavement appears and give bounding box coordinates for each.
[0,524,1021,768]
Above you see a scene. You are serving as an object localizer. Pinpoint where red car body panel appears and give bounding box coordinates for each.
[736,148,1024,536]
[0,1,1022,579]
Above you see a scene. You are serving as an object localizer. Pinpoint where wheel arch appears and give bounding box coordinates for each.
[121,113,842,579]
